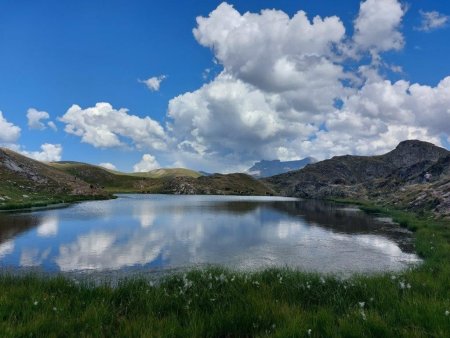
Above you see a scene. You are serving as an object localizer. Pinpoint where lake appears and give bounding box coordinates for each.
[0,194,420,276]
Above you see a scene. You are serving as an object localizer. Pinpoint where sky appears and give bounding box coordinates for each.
[0,0,450,173]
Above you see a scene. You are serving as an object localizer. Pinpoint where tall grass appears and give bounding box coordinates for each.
[0,206,449,337]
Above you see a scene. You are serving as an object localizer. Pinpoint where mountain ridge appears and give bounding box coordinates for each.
[265,140,450,218]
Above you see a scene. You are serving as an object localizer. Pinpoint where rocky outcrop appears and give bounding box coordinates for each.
[161,173,275,196]
[265,140,450,218]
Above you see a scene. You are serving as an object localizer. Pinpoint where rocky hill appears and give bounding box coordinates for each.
[265,140,450,218]
[160,173,275,196]
[49,161,274,196]
[247,158,316,178]
[48,161,163,193]
[129,168,202,179]
[0,148,109,208]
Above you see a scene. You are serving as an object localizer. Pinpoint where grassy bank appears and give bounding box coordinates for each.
[0,207,449,337]
[0,194,114,212]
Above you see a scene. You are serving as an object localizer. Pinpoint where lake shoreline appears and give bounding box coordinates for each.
[1,200,448,336]
[0,194,115,212]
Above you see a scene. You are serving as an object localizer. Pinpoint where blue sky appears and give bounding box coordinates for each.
[0,0,449,172]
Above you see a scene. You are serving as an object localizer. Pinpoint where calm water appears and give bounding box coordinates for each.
[0,194,420,276]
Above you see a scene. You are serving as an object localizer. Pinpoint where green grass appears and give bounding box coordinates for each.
[0,194,114,211]
[0,206,449,337]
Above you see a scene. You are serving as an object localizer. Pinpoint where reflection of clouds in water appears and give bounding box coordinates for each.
[37,215,59,237]
[0,240,14,258]
[353,235,420,263]
[9,196,420,273]
[132,203,156,228]
[20,247,51,267]
[276,220,306,239]
[56,230,164,271]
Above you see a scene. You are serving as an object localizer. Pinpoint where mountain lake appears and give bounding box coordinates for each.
[0,194,421,279]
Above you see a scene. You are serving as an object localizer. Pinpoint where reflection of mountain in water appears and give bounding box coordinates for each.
[0,213,39,245]
[204,199,415,252]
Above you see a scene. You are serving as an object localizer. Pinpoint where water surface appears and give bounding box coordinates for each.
[0,194,420,276]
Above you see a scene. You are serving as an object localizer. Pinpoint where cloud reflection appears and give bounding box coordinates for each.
[36,215,59,237]
[0,240,14,258]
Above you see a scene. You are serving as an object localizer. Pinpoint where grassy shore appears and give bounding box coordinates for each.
[0,205,449,337]
[0,194,114,212]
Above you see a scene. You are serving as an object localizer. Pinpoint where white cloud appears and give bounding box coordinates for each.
[59,102,166,150]
[27,108,50,130]
[54,2,450,172]
[140,75,166,91]
[99,162,117,170]
[0,111,21,143]
[133,154,160,172]
[193,2,346,96]
[353,0,405,54]
[20,143,63,162]
[162,1,450,171]
[47,121,58,131]
[417,10,449,32]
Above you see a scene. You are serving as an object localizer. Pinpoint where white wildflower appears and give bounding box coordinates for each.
[307,329,312,336]
[360,310,366,321]
[445,310,449,316]
[359,302,365,308]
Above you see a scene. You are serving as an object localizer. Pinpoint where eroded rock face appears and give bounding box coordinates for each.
[265,140,450,218]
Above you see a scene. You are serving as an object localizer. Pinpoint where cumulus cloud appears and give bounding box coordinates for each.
[162,0,450,170]
[0,111,21,143]
[59,102,166,150]
[193,2,346,97]
[139,75,166,91]
[56,1,450,172]
[133,154,160,172]
[417,10,449,32]
[99,162,117,170]
[20,143,63,162]
[47,121,58,131]
[353,0,405,54]
[27,108,49,130]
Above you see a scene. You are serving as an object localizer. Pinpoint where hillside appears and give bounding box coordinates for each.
[48,162,274,196]
[0,148,109,209]
[159,173,276,196]
[129,168,202,179]
[247,157,316,178]
[48,162,154,193]
[265,140,450,218]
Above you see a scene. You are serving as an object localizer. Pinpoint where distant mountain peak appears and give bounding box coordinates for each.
[248,157,316,178]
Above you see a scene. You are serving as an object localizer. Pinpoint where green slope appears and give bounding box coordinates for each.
[0,148,109,209]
